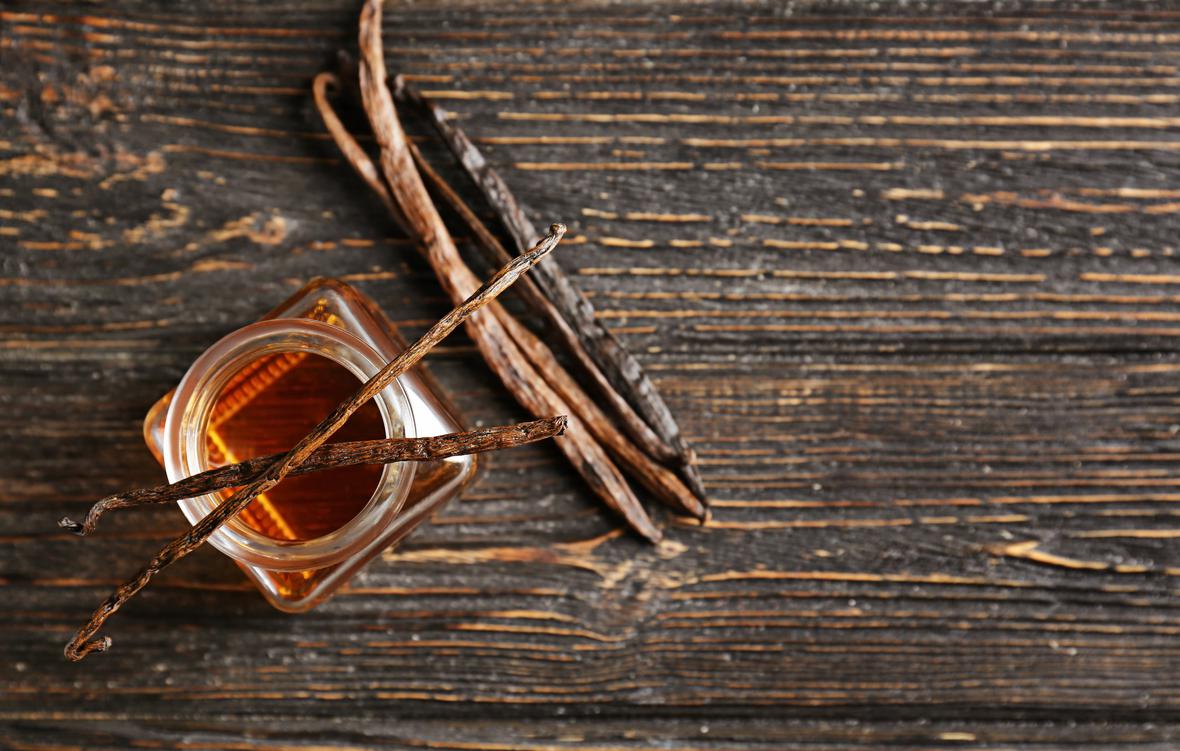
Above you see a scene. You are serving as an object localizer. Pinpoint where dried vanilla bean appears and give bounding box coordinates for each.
[393,80,707,503]
[351,1,665,543]
[331,53,706,502]
[318,29,703,522]
[406,143,704,520]
[60,417,567,537]
[64,225,565,662]
[316,80,671,533]
[316,83,699,523]
[408,141,671,463]
[313,72,412,237]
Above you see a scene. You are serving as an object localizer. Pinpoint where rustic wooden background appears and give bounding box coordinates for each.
[5,1,1180,748]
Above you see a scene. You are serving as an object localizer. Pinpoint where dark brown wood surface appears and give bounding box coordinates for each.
[4,1,1180,748]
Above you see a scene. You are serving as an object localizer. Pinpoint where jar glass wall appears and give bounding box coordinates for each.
[143,279,478,612]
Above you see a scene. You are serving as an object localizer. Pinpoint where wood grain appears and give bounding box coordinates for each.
[4,0,1180,746]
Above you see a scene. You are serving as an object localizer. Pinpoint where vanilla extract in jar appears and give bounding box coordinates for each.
[203,349,387,542]
[143,279,477,612]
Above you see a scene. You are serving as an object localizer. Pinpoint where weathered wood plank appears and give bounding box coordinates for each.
[7,717,1180,751]
[4,0,1180,747]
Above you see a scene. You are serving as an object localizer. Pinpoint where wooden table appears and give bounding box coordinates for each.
[4,2,1180,748]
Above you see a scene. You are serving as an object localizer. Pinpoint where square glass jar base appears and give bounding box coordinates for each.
[144,279,477,612]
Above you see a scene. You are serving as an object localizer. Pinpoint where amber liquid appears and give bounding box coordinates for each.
[206,352,387,541]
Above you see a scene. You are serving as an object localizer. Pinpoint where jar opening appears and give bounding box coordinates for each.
[204,350,387,542]
[163,319,417,571]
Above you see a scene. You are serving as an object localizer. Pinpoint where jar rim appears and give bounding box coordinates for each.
[163,318,417,570]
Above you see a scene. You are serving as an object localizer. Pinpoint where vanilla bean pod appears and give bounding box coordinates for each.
[332,54,705,502]
[408,143,705,521]
[313,72,412,237]
[60,417,567,537]
[318,82,693,529]
[407,139,671,464]
[483,287,705,521]
[393,80,706,504]
[350,4,661,542]
[316,80,658,537]
[329,57,670,468]
[316,65,701,525]
[64,225,565,662]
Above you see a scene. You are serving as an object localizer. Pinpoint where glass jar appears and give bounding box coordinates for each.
[143,279,477,612]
